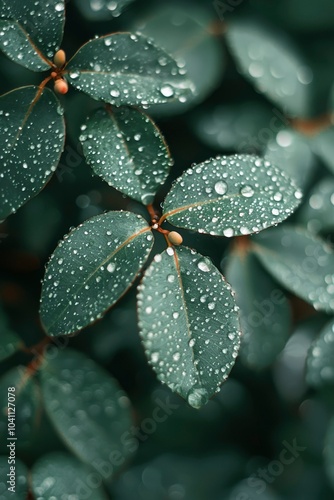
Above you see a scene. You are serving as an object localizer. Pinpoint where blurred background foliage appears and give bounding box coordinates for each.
[1,0,334,498]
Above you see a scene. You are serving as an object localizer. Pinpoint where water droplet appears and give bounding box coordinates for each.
[160,85,174,98]
[197,260,210,272]
[223,228,234,238]
[240,185,254,198]
[187,387,208,409]
[214,181,227,195]
[110,89,120,98]
[107,262,116,273]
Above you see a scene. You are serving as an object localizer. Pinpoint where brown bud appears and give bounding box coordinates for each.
[54,49,66,68]
[167,231,183,246]
[54,78,68,95]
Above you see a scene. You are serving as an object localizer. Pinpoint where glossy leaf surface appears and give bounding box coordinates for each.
[0,0,65,71]
[0,86,65,220]
[138,246,241,409]
[162,155,302,237]
[81,107,172,205]
[66,33,194,106]
[40,211,153,336]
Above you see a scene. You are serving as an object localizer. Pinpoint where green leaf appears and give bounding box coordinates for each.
[80,106,172,205]
[137,246,241,409]
[296,177,334,234]
[324,417,334,490]
[226,20,314,117]
[130,5,224,115]
[0,367,41,450]
[0,0,65,71]
[65,33,194,106]
[162,155,302,237]
[31,452,108,499]
[40,349,134,477]
[306,318,334,388]
[252,225,334,313]
[0,456,28,499]
[40,211,153,336]
[264,129,315,190]
[74,0,134,20]
[225,251,291,370]
[311,127,334,175]
[0,306,22,362]
[0,85,65,220]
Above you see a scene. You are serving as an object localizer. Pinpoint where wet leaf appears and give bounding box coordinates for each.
[311,127,334,175]
[306,319,334,388]
[137,246,241,409]
[0,85,65,220]
[74,0,134,20]
[252,225,334,313]
[131,5,224,114]
[0,456,28,499]
[40,211,153,336]
[31,452,108,499]
[0,366,41,450]
[296,177,334,234]
[226,20,314,117]
[162,155,302,237]
[40,349,134,477]
[0,306,22,362]
[65,33,194,106]
[264,128,315,190]
[225,251,291,370]
[0,0,65,71]
[80,106,172,205]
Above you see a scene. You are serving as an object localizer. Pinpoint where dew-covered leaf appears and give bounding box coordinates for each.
[0,85,65,220]
[0,366,41,450]
[0,0,65,71]
[0,456,28,499]
[31,452,108,499]
[40,211,153,336]
[39,348,134,477]
[264,129,315,190]
[225,250,291,370]
[131,5,224,115]
[252,225,334,313]
[162,155,302,237]
[306,319,334,388]
[324,417,334,490]
[74,0,134,20]
[191,101,276,153]
[66,33,194,106]
[296,177,334,234]
[137,246,241,409]
[80,106,172,205]
[226,20,314,117]
[311,126,334,175]
[0,306,22,362]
